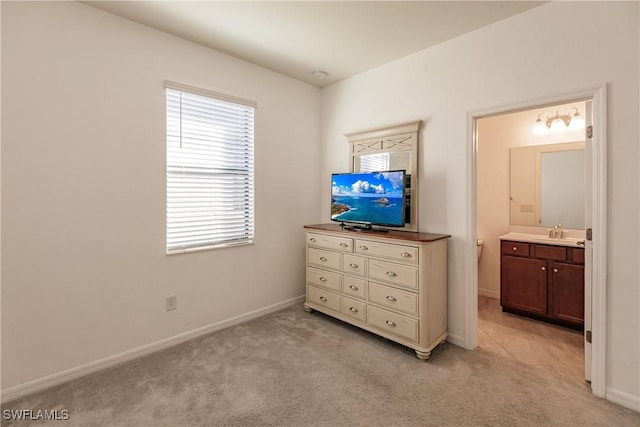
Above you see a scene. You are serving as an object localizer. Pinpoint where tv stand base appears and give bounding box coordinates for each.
[340,223,389,233]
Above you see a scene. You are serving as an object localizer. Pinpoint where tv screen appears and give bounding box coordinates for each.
[331,170,406,228]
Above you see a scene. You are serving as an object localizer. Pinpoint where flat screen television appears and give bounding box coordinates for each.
[331,170,406,230]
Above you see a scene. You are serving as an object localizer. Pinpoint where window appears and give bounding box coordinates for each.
[165,82,255,253]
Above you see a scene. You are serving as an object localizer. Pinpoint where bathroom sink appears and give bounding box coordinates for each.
[499,232,585,247]
[538,236,585,245]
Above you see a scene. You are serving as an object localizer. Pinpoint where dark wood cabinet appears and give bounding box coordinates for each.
[500,240,584,330]
[550,262,585,325]
[501,256,547,316]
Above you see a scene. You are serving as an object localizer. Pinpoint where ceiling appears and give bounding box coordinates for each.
[84,1,546,88]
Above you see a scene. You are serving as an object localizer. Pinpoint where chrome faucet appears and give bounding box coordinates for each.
[548,224,564,239]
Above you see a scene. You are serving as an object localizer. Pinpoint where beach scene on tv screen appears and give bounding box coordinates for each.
[331,171,404,226]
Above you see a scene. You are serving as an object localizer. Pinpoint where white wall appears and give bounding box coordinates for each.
[321,1,639,408]
[1,2,320,392]
[476,102,586,299]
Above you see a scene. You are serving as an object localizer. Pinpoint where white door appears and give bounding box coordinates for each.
[583,100,593,382]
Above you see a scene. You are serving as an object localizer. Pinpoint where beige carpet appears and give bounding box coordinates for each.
[3,305,639,426]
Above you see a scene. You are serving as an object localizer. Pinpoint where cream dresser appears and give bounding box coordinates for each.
[303,224,450,360]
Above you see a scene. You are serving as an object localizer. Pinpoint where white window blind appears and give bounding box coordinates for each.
[166,83,255,253]
[359,152,390,172]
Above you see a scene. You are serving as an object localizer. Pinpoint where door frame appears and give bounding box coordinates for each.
[464,85,607,398]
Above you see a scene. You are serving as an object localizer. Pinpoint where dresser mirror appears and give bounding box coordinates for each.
[353,152,412,174]
[345,120,421,232]
[510,141,585,229]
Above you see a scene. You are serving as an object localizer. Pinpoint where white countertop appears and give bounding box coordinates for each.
[499,232,585,248]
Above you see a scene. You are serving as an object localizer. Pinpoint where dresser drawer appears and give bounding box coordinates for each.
[343,276,367,299]
[343,254,366,276]
[341,296,367,322]
[367,305,418,342]
[501,241,530,257]
[306,267,341,292]
[368,282,418,316]
[355,239,418,263]
[307,232,352,252]
[308,248,342,271]
[308,286,341,313]
[368,259,418,289]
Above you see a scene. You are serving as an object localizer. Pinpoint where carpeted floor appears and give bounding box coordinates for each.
[3,304,639,426]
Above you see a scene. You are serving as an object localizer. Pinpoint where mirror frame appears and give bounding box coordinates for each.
[345,120,422,232]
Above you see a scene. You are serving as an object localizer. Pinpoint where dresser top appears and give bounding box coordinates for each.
[304,223,450,243]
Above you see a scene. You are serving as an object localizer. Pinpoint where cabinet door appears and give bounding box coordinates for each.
[550,262,584,325]
[501,255,547,316]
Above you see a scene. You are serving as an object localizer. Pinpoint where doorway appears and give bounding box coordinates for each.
[465,86,607,397]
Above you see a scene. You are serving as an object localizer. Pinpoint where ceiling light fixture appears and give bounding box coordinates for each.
[532,107,585,135]
[313,70,329,79]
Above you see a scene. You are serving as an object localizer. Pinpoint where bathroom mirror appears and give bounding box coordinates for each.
[510,141,585,229]
[345,120,421,231]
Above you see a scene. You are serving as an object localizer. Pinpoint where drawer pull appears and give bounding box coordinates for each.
[319,276,327,282]
[553,268,558,273]
[349,307,358,313]
[349,285,359,291]
[513,246,518,251]
[310,237,316,242]
[386,271,397,277]
[340,243,348,248]
[349,263,358,268]
[320,296,327,302]
[541,267,546,271]
[359,245,368,250]
[386,295,397,302]
[320,257,327,262]
[400,252,412,258]
[385,320,397,327]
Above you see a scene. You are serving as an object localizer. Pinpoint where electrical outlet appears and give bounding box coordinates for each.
[166,295,177,312]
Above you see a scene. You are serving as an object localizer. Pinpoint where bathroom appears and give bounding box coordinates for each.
[475,100,588,383]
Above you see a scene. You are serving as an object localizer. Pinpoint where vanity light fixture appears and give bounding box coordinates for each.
[531,107,585,135]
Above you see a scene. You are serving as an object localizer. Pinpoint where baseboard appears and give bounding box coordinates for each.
[606,387,640,413]
[446,332,465,348]
[1,295,305,404]
[478,288,500,300]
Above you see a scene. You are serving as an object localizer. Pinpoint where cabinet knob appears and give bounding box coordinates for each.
[386,295,397,302]
[310,237,316,242]
[349,263,358,268]
[319,277,327,282]
[349,285,359,291]
[320,296,327,302]
[541,266,546,271]
[401,252,412,258]
[349,307,358,313]
[339,243,348,248]
[319,257,327,262]
[359,245,368,250]
[386,271,397,277]
[553,268,558,273]
[513,246,518,251]
[385,320,397,327]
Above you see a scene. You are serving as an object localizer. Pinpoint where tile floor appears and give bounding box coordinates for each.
[477,295,587,386]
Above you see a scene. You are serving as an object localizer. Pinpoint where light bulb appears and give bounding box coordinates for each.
[549,112,566,132]
[569,110,585,130]
[532,113,548,136]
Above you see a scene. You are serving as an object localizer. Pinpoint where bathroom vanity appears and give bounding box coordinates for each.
[499,233,584,330]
